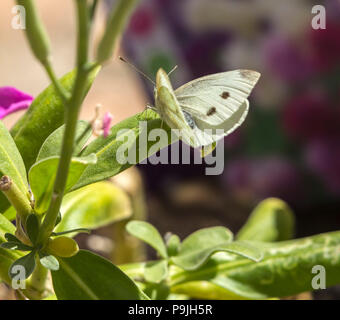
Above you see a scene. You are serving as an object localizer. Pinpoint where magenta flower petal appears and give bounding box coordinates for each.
[103,112,113,138]
[0,87,33,119]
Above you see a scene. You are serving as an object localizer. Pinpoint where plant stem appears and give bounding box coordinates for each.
[76,0,90,66]
[37,0,91,245]
[43,62,70,103]
[90,0,99,22]
[25,257,51,300]
[0,176,32,222]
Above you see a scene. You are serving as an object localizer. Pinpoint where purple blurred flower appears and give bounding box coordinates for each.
[103,112,113,138]
[305,139,340,195]
[283,91,339,142]
[262,35,313,82]
[310,22,340,71]
[224,156,302,203]
[0,87,33,120]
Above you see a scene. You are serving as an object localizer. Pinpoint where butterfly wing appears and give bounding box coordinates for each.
[175,69,260,127]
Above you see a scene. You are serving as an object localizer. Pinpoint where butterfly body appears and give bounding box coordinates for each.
[155,69,192,132]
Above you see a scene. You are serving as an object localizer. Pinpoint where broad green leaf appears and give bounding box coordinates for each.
[36,120,92,162]
[72,110,176,191]
[172,281,248,300]
[3,206,16,221]
[55,182,131,236]
[172,240,262,271]
[0,248,24,284]
[145,260,168,283]
[237,198,295,242]
[9,251,36,280]
[171,227,234,270]
[29,154,97,214]
[166,234,181,257]
[11,66,101,171]
[126,221,168,259]
[0,214,16,241]
[52,250,149,300]
[138,282,171,300]
[40,255,59,271]
[0,121,29,212]
[171,231,340,299]
[0,242,32,251]
[0,215,24,283]
[26,214,39,245]
[4,233,22,243]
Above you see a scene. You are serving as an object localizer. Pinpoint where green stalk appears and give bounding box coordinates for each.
[37,1,91,244]
[96,0,138,63]
[16,0,51,65]
[0,176,32,222]
[43,62,70,103]
[24,257,51,300]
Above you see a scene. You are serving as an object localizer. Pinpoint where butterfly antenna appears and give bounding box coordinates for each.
[168,65,178,76]
[119,56,155,85]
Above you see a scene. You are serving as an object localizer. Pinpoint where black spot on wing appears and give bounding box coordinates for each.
[220,92,230,99]
[206,107,217,116]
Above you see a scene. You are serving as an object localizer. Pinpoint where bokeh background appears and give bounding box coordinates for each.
[1,0,340,299]
[120,0,340,239]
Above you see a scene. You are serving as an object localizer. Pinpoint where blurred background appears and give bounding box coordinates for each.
[120,0,340,239]
[0,0,340,299]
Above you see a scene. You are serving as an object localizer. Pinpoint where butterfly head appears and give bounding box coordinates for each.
[156,68,172,91]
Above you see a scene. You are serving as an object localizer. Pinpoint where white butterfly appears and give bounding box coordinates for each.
[153,68,261,150]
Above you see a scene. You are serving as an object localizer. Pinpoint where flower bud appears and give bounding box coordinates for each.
[17,0,51,65]
[47,236,79,258]
[96,0,137,63]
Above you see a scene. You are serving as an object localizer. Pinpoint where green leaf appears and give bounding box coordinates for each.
[126,221,168,259]
[55,181,131,236]
[3,206,16,221]
[29,154,97,214]
[0,248,25,284]
[0,215,24,283]
[144,260,168,283]
[9,251,36,279]
[52,228,90,237]
[51,250,149,300]
[172,281,248,300]
[11,66,100,171]
[0,121,29,213]
[171,227,233,270]
[172,240,262,271]
[26,214,39,245]
[142,282,171,300]
[237,198,295,242]
[72,110,176,190]
[0,242,32,251]
[4,233,22,243]
[0,215,16,242]
[171,227,262,270]
[40,254,59,271]
[36,120,92,162]
[166,234,181,257]
[172,231,340,299]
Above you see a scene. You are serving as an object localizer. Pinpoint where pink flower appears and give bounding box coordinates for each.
[102,112,113,138]
[0,87,33,120]
[263,35,314,83]
[309,22,340,71]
